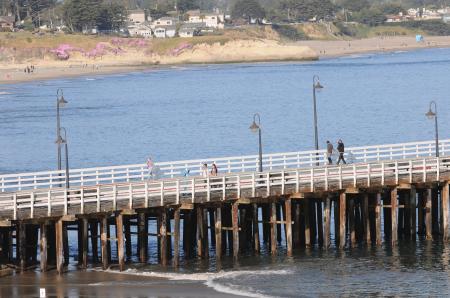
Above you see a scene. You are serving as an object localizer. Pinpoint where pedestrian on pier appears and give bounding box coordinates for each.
[147,157,154,179]
[210,163,218,176]
[201,163,208,177]
[326,140,333,165]
[337,139,346,165]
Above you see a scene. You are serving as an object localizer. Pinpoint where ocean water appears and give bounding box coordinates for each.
[1,48,450,297]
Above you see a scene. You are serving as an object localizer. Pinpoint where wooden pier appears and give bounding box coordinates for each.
[0,140,449,274]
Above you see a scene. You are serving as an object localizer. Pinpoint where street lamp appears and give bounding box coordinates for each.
[250,113,263,172]
[56,88,68,171]
[312,75,323,165]
[56,127,70,188]
[425,101,439,157]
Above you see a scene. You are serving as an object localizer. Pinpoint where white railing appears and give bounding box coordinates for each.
[0,156,449,220]
[0,138,449,193]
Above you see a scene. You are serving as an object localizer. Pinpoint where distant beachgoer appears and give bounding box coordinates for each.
[183,169,190,177]
[326,140,333,165]
[210,163,218,176]
[337,139,346,165]
[201,163,208,177]
[147,157,154,178]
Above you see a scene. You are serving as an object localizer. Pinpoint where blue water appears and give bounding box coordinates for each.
[1,48,450,297]
[0,48,449,175]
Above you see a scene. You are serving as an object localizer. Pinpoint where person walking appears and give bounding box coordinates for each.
[210,163,218,176]
[146,157,154,179]
[326,140,333,165]
[337,139,346,165]
[201,163,208,177]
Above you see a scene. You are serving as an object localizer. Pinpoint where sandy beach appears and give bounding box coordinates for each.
[1,35,450,85]
[0,269,247,298]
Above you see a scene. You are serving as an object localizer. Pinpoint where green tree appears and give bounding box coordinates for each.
[377,3,406,15]
[62,0,101,32]
[340,0,370,12]
[177,0,199,13]
[354,8,386,26]
[97,3,127,31]
[231,0,265,21]
[279,0,335,22]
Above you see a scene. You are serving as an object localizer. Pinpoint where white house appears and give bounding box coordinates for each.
[186,10,224,29]
[179,23,203,38]
[128,9,147,25]
[154,25,176,38]
[128,22,153,38]
[152,17,178,28]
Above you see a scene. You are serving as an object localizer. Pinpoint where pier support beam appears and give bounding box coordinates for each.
[425,188,432,240]
[316,199,323,247]
[138,213,148,263]
[81,218,88,269]
[55,219,64,274]
[362,194,371,244]
[232,202,239,259]
[391,188,398,246]
[442,182,449,241]
[348,197,356,247]
[339,193,346,249]
[270,202,277,254]
[124,218,132,261]
[160,210,168,266]
[410,187,417,241]
[40,223,47,272]
[285,199,293,256]
[90,221,99,263]
[116,213,125,271]
[304,200,311,248]
[18,222,26,271]
[252,203,260,253]
[173,208,180,267]
[323,195,331,249]
[215,207,222,260]
[100,216,109,270]
[375,193,382,246]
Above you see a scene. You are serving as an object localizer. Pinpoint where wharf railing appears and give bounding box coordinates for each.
[0,156,449,220]
[0,138,449,193]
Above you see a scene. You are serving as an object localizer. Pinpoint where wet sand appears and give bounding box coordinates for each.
[0,269,246,298]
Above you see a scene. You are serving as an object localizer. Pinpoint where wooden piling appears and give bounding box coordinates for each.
[443,182,449,241]
[100,216,109,270]
[90,221,99,263]
[138,213,148,263]
[62,223,69,265]
[348,197,356,247]
[316,199,323,247]
[417,191,425,236]
[339,192,346,249]
[293,202,301,248]
[252,203,260,253]
[285,199,293,256]
[276,204,282,243]
[40,223,47,272]
[304,199,311,248]
[391,188,398,246]
[269,202,277,254]
[432,188,439,235]
[160,210,168,266]
[215,207,222,260]
[18,222,26,271]
[232,202,239,259]
[55,219,64,274]
[410,187,417,241]
[425,188,432,240]
[116,213,125,271]
[362,194,371,244]
[174,208,180,267]
[124,217,132,261]
[81,218,88,268]
[209,209,216,247]
[324,195,331,249]
[375,193,382,245]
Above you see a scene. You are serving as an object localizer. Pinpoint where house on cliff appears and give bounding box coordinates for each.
[0,16,15,31]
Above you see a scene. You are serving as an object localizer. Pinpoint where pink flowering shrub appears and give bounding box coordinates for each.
[170,43,192,56]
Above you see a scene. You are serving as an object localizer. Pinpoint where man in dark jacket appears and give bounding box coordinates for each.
[337,139,346,165]
[326,140,333,165]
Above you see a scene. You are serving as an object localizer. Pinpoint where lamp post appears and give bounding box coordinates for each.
[425,101,439,157]
[312,75,323,165]
[56,127,70,189]
[56,88,68,170]
[249,113,263,172]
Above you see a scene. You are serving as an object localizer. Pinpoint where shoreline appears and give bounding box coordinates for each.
[0,268,248,298]
[1,35,450,85]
